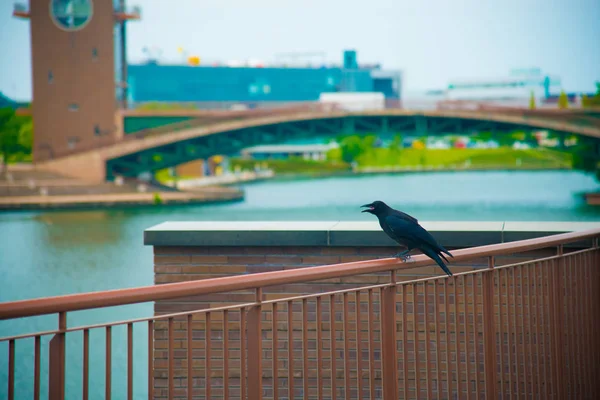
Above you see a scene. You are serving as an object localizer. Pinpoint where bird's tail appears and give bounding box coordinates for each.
[421,245,453,277]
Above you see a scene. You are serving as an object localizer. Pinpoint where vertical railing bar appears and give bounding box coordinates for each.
[381,278,398,400]
[434,281,442,398]
[223,310,229,400]
[511,267,520,397]
[462,275,471,400]
[168,317,174,400]
[106,325,112,400]
[343,292,350,399]
[288,300,294,399]
[273,303,279,400]
[205,312,211,399]
[368,289,376,400]
[518,266,527,398]
[247,289,263,400]
[582,253,589,397]
[82,330,89,400]
[302,298,309,400]
[575,254,584,396]
[589,247,600,398]
[504,269,513,399]
[541,261,553,399]
[582,252,592,399]
[569,255,577,398]
[533,263,542,399]
[330,294,336,399]
[443,279,451,399]
[588,249,598,399]
[453,277,461,398]
[316,297,323,400]
[147,320,154,400]
[424,282,431,399]
[34,335,41,400]
[240,308,247,400]
[356,291,364,399]
[187,314,193,400]
[525,265,535,398]
[482,258,497,400]
[127,323,133,400]
[413,283,421,399]
[8,339,15,400]
[497,269,504,399]
[401,285,409,400]
[537,262,548,400]
[552,253,566,399]
[49,311,67,400]
[473,274,481,399]
[567,256,575,397]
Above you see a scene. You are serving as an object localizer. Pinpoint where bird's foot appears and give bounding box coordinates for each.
[394,253,414,263]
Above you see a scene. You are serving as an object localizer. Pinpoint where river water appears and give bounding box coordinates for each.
[1,170,600,398]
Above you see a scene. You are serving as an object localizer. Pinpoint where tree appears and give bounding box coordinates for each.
[338,135,365,163]
[0,108,26,175]
[582,94,590,108]
[557,90,569,109]
[529,91,536,109]
[18,118,33,155]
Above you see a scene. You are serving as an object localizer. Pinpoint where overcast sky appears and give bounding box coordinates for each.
[1,0,599,101]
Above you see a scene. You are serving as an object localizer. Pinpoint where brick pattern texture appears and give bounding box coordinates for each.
[151,244,560,399]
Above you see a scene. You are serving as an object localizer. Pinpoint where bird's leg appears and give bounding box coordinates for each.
[394,249,413,262]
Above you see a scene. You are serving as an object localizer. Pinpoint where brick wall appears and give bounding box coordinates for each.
[150,243,559,399]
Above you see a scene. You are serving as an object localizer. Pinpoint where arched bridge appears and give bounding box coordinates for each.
[39,108,600,181]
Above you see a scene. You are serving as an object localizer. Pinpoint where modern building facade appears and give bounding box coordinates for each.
[127,50,402,106]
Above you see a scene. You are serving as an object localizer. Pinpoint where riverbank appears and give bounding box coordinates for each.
[0,187,244,211]
[0,166,244,211]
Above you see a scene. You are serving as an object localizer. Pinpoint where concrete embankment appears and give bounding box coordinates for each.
[0,166,244,211]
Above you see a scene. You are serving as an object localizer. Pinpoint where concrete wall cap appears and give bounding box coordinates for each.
[144,220,600,247]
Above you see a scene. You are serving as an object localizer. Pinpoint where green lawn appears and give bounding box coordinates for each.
[154,148,572,184]
[355,147,572,169]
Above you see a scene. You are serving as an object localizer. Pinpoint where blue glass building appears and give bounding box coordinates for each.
[127,50,402,105]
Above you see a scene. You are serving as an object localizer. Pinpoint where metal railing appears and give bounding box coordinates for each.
[1,228,599,399]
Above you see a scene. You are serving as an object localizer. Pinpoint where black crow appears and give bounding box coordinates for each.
[361,200,454,276]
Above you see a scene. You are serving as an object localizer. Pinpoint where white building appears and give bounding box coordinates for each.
[445,68,561,104]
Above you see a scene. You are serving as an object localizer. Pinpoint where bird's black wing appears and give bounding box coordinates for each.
[384,214,445,252]
[390,209,419,224]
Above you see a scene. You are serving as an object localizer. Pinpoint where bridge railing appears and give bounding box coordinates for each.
[1,228,599,399]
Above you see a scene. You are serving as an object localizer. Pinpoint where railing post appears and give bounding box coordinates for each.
[49,312,67,400]
[483,256,498,399]
[247,288,263,400]
[552,245,566,398]
[381,270,398,399]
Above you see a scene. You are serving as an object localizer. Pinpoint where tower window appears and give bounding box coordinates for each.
[94,125,101,136]
[48,71,53,83]
[92,47,98,61]
[67,137,79,150]
[68,103,79,112]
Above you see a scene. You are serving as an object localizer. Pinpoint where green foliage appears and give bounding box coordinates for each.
[558,90,569,109]
[529,91,536,109]
[336,134,379,163]
[153,192,163,205]
[0,107,31,171]
[137,102,198,111]
[582,82,600,108]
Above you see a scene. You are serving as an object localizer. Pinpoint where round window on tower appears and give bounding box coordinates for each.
[50,0,94,31]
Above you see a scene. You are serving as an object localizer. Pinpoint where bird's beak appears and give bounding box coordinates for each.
[361,203,374,213]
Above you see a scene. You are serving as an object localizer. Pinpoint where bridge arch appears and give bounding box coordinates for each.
[35,109,600,182]
[104,110,600,180]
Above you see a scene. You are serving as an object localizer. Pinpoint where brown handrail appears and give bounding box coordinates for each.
[0,227,598,320]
